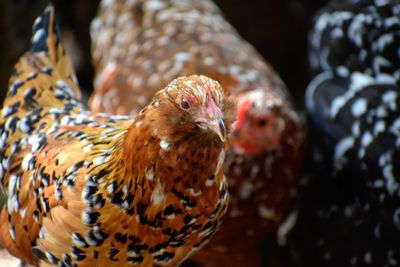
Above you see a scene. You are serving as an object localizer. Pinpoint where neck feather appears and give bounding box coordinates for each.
[120,111,225,193]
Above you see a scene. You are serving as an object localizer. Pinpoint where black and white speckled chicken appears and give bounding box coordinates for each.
[309,0,400,78]
[306,0,400,185]
[0,5,236,266]
[89,0,306,266]
[291,1,400,266]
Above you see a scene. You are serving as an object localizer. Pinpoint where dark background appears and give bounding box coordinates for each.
[0,0,328,108]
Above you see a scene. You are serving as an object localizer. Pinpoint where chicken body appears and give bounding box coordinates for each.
[292,1,400,266]
[0,5,235,266]
[90,0,288,116]
[90,0,306,266]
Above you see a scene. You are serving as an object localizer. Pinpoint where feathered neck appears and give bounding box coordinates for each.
[120,106,225,192]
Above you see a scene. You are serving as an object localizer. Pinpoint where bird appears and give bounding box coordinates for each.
[308,0,400,78]
[89,0,306,266]
[291,1,400,266]
[306,0,400,190]
[0,5,236,266]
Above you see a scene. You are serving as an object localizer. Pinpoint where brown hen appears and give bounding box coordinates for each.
[0,5,235,266]
[89,0,306,266]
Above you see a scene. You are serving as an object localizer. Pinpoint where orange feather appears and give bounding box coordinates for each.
[0,5,235,266]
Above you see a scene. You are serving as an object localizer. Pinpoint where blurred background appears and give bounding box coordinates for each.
[0,0,328,107]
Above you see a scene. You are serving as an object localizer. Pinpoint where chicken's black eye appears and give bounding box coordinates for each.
[258,119,267,127]
[181,99,190,109]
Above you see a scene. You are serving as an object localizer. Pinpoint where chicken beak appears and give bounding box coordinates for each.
[207,117,226,142]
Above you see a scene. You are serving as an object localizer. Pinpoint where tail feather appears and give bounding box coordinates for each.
[31,5,57,52]
[2,4,82,113]
[31,5,67,68]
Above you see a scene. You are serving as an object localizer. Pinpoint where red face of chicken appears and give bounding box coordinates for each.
[231,90,285,155]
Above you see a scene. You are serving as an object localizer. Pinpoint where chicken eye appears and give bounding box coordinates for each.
[181,99,190,109]
[258,118,267,127]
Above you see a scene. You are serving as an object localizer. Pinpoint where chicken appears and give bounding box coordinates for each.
[0,5,235,266]
[308,0,400,78]
[290,1,400,266]
[306,0,400,195]
[89,0,306,266]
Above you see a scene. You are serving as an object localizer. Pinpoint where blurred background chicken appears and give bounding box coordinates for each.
[289,1,400,266]
[0,5,236,266]
[89,0,306,266]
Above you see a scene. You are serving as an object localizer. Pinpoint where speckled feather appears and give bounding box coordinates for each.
[309,0,400,80]
[306,0,400,171]
[89,0,306,266]
[302,72,400,267]
[307,71,400,175]
[296,1,400,266]
[89,0,290,116]
[0,5,235,266]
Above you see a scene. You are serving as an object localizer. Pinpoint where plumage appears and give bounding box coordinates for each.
[89,0,306,266]
[306,0,400,179]
[292,1,400,266]
[0,5,235,266]
[309,0,400,78]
